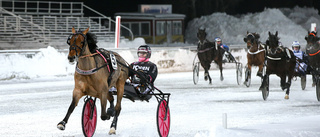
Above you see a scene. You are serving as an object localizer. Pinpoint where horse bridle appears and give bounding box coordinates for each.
[67,31,87,57]
[306,33,320,56]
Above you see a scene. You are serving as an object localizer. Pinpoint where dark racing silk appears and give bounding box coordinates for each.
[129,61,158,83]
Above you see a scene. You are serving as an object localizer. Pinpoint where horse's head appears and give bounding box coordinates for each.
[197,28,207,43]
[243,31,260,49]
[305,31,320,53]
[67,27,90,64]
[266,31,281,55]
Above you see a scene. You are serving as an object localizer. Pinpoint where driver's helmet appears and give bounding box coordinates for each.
[292,41,300,51]
[137,45,151,58]
[214,37,222,42]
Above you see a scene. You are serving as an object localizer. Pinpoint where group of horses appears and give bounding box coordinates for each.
[56,26,320,136]
[197,28,320,100]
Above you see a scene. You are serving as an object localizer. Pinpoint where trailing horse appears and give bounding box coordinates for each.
[197,28,224,84]
[57,27,129,135]
[305,31,320,87]
[260,31,295,100]
[243,32,265,84]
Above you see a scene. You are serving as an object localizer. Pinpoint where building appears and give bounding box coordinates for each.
[115,4,185,44]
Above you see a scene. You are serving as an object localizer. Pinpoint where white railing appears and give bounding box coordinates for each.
[1,7,50,44]
[0,0,134,45]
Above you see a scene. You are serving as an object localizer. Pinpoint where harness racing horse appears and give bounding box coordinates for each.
[243,32,265,84]
[305,31,320,87]
[197,28,224,84]
[259,31,295,100]
[57,27,129,135]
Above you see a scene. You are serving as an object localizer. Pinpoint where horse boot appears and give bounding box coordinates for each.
[204,72,208,81]
[256,71,263,78]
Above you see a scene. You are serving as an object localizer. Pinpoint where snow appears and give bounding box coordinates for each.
[1,7,320,137]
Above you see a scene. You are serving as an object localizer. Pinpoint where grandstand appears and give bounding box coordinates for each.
[0,0,132,49]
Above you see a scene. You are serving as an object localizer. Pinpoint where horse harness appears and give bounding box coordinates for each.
[197,40,217,53]
[75,49,118,75]
[266,46,292,61]
[247,43,265,55]
[67,31,119,75]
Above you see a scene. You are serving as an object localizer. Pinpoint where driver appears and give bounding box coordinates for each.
[214,37,235,62]
[127,45,158,101]
[292,41,308,76]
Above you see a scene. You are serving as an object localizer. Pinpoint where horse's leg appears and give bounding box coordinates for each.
[280,74,287,91]
[57,89,84,130]
[284,74,292,99]
[200,61,208,81]
[312,74,316,87]
[109,78,125,135]
[100,88,112,120]
[257,64,263,78]
[247,64,252,81]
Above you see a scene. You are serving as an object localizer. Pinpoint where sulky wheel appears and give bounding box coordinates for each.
[317,81,320,101]
[157,99,170,137]
[262,76,269,101]
[236,63,243,85]
[193,62,200,85]
[82,97,97,137]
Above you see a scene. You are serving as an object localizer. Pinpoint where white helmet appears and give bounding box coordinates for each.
[214,37,222,42]
[292,41,300,50]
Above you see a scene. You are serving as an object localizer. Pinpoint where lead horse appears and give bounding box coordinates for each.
[57,27,129,135]
[197,28,224,84]
[260,31,295,100]
[305,31,320,87]
[243,32,265,85]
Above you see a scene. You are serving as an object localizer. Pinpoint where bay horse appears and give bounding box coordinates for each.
[57,27,129,135]
[305,31,320,87]
[243,32,265,81]
[197,28,224,84]
[260,31,295,99]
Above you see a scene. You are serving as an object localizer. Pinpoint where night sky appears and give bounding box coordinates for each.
[26,0,320,26]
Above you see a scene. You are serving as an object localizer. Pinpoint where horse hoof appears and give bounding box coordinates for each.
[204,76,208,81]
[101,115,110,121]
[220,76,224,81]
[284,94,289,100]
[57,121,66,130]
[109,127,116,135]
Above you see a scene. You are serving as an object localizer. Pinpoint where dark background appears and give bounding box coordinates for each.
[29,0,320,27]
[85,0,319,28]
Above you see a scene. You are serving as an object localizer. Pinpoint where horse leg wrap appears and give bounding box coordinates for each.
[256,71,262,78]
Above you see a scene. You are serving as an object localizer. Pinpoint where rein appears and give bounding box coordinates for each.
[197,40,215,53]
[198,47,214,53]
[76,49,111,75]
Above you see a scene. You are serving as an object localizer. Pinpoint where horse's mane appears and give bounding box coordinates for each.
[86,32,98,53]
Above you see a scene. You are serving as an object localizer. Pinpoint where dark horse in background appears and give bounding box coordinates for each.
[305,31,320,87]
[57,27,129,135]
[243,32,265,82]
[260,31,295,99]
[197,28,224,84]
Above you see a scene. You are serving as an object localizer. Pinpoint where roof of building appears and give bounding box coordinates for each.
[114,12,185,20]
